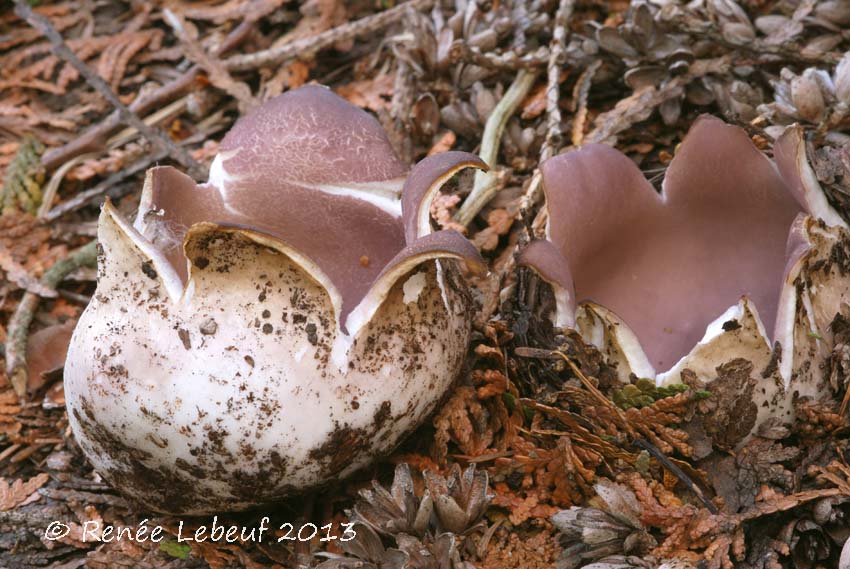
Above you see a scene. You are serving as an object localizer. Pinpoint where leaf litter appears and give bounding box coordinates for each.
[0,0,849,568]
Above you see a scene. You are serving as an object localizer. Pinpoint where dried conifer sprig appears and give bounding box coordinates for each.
[1,136,44,216]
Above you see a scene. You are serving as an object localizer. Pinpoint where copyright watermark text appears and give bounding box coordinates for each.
[43,517,356,544]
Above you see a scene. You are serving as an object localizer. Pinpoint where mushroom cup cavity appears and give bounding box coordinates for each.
[519,117,850,444]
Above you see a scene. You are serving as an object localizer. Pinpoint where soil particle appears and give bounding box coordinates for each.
[306,323,318,345]
[372,401,391,431]
[140,261,157,280]
[177,328,191,350]
[761,341,782,378]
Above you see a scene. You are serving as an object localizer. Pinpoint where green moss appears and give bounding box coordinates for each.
[613,379,690,410]
[159,540,191,560]
[634,450,651,474]
[2,136,45,215]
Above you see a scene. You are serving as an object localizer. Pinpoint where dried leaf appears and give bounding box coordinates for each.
[472,208,516,251]
[26,319,77,393]
[0,472,49,511]
[0,243,57,297]
[428,130,457,156]
[335,74,394,111]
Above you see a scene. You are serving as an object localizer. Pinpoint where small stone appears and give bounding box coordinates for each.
[200,319,218,335]
[305,323,318,345]
[140,261,158,280]
[45,450,74,471]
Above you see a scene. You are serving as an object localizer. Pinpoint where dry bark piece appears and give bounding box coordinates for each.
[64,85,487,514]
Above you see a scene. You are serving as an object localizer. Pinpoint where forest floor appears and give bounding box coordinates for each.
[1,0,849,568]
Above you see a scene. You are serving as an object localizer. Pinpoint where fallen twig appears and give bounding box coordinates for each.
[448,41,549,71]
[39,71,196,172]
[0,246,57,298]
[43,148,169,221]
[105,95,192,150]
[672,15,843,66]
[224,0,434,72]
[540,0,575,162]
[14,1,206,180]
[5,241,98,399]
[163,9,257,112]
[36,153,98,219]
[585,56,730,145]
[632,438,718,514]
[388,58,415,164]
[571,59,602,146]
[455,69,538,227]
[554,351,638,440]
[39,20,253,172]
[514,346,561,360]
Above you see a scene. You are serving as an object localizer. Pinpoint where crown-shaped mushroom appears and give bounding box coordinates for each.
[520,117,850,441]
[64,85,487,514]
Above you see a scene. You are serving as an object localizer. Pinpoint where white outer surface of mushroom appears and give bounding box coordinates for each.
[840,535,850,569]
[65,203,472,515]
[64,87,487,514]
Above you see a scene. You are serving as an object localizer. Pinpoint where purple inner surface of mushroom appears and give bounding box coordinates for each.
[542,116,804,371]
[145,169,405,312]
[139,87,411,317]
[134,86,484,329]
